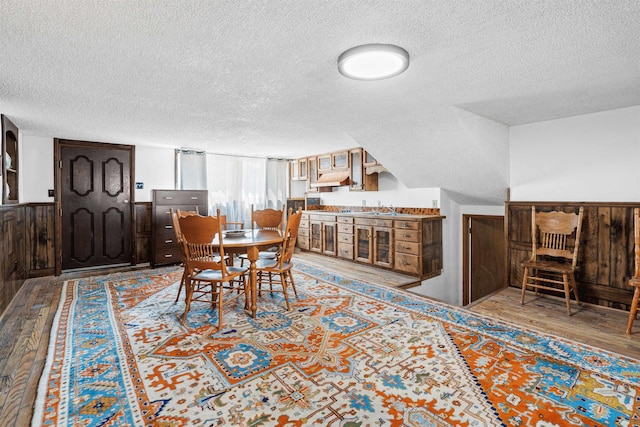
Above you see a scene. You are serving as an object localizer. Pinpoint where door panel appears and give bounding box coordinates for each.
[60,142,133,270]
[467,216,505,304]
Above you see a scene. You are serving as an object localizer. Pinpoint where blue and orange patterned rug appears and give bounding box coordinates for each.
[33,262,640,426]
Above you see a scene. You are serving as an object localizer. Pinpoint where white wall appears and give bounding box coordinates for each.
[510,105,640,202]
[21,133,54,203]
[317,173,441,209]
[134,145,176,202]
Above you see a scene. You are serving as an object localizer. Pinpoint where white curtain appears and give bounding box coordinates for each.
[266,158,288,211]
[206,154,266,226]
[176,149,207,190]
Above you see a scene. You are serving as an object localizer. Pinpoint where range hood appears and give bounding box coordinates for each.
[310,171,350,188]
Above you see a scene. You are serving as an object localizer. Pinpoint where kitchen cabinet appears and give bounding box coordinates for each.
[293,147,379,192]
[337,216,354,260]
[299,211,444,279]
[309,213,336,255]
[355,217,393,268]
[298,213,310,250]
[363,151,378,167]
[307,156,318,193]
[318,154,331,172]
[151,189,208,267]
[394,218,443,279]
[331,151,348,170]
[298,158,308,180]
[289,160,300,180]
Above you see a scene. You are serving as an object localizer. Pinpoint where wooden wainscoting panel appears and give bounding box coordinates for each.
[26,203,55,277]
[135,202,152,264]
[506,202,640,310]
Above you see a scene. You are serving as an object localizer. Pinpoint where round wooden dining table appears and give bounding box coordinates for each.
[212,229,284,318]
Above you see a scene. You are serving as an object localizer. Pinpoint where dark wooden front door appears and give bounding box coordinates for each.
[57,140,133,270]
[463,215,506,305]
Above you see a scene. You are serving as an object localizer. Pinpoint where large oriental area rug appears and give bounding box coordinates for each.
[33,263,639,427]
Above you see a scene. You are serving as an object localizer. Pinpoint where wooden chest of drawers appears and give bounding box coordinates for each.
[151,190,208,267]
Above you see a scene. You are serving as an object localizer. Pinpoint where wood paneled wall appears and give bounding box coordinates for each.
[135,202,151,264]
[27,203,55,277]
[0,205,27,314]
[0,202,153,316]
[506,202,640,310]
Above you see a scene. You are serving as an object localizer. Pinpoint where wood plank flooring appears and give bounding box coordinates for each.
[0,255,638,425]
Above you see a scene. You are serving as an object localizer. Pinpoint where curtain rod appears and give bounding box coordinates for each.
[177,148,291,161]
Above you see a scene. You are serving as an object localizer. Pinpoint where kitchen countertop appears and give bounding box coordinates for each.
[303,210,445,219]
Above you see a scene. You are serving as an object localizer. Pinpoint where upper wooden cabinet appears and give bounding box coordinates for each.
[289,160,299,180]
[1,115,19,204]
[363,150,378,167]
[331,151,348,170]
[318,154,331,172]
[298,158,308,180]
[294,147,380,192]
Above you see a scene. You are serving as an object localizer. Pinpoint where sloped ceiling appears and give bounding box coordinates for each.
[1,1,639,204]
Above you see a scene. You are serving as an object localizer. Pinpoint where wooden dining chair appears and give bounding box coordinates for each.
[170,208,201,303]
[521,206,584,315]
[219,214,244,230]
[178,209,248,328]
[239,204,285,266]
[255,210,303,310]
[626,208,640,334]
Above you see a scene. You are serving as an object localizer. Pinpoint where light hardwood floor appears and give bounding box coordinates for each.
[0,253,638,426]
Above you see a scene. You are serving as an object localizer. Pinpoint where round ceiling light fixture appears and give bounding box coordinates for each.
[338,43,409,80]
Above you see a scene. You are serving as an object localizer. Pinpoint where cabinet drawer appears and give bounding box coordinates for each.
[154,247,182,264]
[153,190,207,205]
[338,223,353,234]
[310,214,336,222]
[395,253,420,275]
[155,221,176,234]
[395,229,419,242]
[301,213,309,220]
[298,228,310,237]
[338,233,353,244]
[154,205,201,228]
[337,243,353,260]
[337,216,354,224]
[298,236,310,250]
[155,235,179,250]
[300,219,309,228]
[395,240,420,255]
[355,217,393,228]
[394,220,419,230]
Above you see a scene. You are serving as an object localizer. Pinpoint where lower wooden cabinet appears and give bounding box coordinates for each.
[337,217,354,260]
[299,211,444,279]
[309,213,336,256]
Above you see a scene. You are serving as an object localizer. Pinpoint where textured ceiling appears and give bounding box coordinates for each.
[1,0,639,204]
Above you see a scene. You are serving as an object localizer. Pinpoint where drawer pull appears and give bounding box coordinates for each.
[165,196,173,200]
[403,261,411,265]
[191,197,199,200]
[403,234,411,238]
[164,254,173,258]
[164,239,173,243]
[165,225,173,229]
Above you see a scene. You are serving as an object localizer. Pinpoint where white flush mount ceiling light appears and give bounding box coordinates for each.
[338,44,409,80]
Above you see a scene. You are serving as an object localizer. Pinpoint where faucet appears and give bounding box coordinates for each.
[387,205,396,215]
